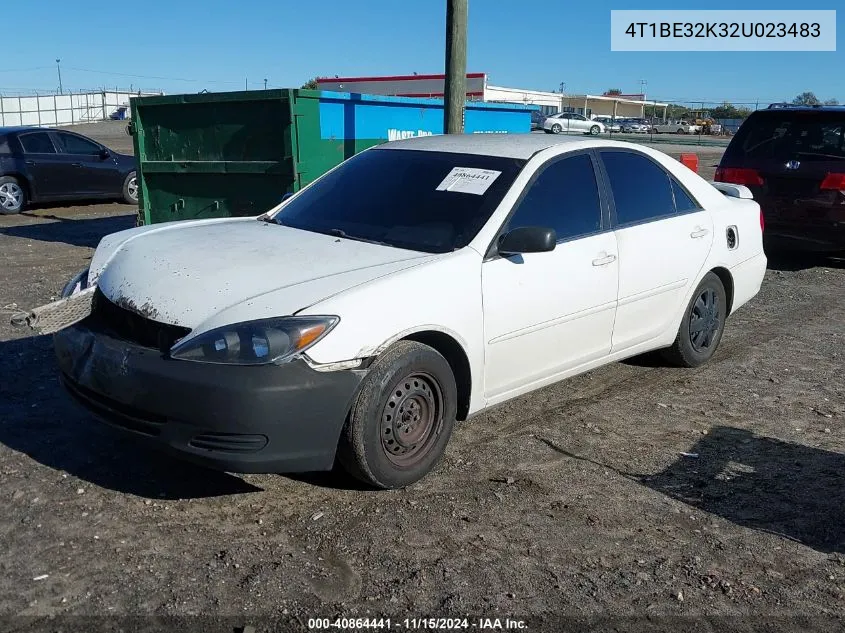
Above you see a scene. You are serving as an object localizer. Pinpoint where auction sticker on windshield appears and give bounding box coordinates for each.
[436,167,502,195]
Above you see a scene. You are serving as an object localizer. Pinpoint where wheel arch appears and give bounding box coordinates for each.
[399,330,472,422]
[665,265,736,346]
[709,266,735,315]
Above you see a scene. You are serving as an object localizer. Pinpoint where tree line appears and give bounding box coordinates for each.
[640,91,840,121]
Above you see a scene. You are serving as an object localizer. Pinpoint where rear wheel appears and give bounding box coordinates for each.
[122,171,138,205]
[0,176,26,214]
[551,123,562,134]
[590,125,601,135]
[337,340,457,489]
[661,272,727,368]
[677,128,685,134]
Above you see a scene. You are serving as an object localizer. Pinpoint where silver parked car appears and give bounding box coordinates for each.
[543,112,604,135]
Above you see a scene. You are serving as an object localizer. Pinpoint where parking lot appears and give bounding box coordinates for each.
[1,123,844,628]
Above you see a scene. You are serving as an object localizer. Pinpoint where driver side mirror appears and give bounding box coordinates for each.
[99,148,110,159]
[497,226,556,256]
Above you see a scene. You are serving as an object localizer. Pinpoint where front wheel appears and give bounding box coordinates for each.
[589,125,601,135]
[337,340,457,489]
[122,171,138,205]
[661,272,727,368]
[550,123,562,134]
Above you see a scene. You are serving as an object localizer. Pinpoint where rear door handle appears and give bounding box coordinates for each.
[690,227,710,239]
[71,162,83,167]
[25,160,36,165]
[592,253,617,266]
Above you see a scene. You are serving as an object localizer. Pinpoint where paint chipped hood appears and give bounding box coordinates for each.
[88,217,438,331]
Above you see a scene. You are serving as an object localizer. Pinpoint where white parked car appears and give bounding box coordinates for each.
[544,112,604,135]
[620,120,650,133]
[652,120,702,134]
[52,135,766,489]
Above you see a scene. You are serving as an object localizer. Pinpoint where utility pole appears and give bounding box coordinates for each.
[56,59,63,94]
[639,78,647,99]
[264,78,268,90]
[444,0,468,134]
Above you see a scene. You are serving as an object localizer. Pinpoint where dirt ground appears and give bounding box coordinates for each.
[0,124,843,632]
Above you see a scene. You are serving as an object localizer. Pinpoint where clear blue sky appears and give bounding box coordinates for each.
[3,0,842,106]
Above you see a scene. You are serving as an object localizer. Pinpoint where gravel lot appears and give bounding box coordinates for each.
[1,123,843,632]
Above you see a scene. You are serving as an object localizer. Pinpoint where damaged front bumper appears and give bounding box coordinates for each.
[54,323,367,474]
[11,286,96,335]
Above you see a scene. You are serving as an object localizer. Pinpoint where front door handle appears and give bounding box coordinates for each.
[592,253,617,266]
[690,227,710,239]
[25,160,36,165]
[71,162,83,167]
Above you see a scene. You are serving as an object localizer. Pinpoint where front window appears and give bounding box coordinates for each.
[506,153,603,242]
[272,149,526,254]
[56,132,102,155]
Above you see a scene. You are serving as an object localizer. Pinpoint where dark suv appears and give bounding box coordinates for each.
[715,105,845,253]
[0,126,137,215]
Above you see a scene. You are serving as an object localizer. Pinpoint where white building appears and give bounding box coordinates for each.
[0,89,162,128]
[316,74,668,120]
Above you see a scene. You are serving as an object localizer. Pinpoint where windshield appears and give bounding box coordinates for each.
[272,148,526,254]
[736,111,845,162]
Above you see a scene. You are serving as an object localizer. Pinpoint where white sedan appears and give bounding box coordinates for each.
[51,134,766,489]
[543,112,605,135]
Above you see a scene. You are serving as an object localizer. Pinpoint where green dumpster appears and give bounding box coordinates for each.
[129,88,536,225]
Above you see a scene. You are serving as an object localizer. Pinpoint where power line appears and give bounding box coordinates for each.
[65,66,247,85]
[0,66,54,73]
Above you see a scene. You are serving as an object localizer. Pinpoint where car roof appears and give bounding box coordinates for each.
[0,126,42,135]
[376,133,630,159]
[763,104,845,112]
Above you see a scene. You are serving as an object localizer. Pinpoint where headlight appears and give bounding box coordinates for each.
[169,316,339,365]
[61,268,90,298]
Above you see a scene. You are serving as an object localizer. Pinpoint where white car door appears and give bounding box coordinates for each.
[569,114,589,132]
[481,151,619,402]
[598,149,715,351]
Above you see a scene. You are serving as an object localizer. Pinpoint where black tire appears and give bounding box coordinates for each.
[661,272,727,368]
[0,176,26,214]
[122,171,138,205]
[677,129,685,135]
[551,123,562,134]
[337,340,457,489]
[590,125,601,135]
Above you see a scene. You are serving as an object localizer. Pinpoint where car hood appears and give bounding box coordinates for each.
[89,217,438,331]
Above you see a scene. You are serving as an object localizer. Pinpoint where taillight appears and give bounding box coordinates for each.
[759,209,765,232]
[820,173,845,191]
[715,167,764,186]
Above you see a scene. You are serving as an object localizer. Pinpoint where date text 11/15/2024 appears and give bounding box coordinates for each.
[307,617,528,630]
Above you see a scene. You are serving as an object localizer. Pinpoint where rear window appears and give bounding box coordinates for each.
[731,111,845,162]
[19,132,57,154]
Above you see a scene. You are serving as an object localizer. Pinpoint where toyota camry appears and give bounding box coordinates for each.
[46,134,767,489]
